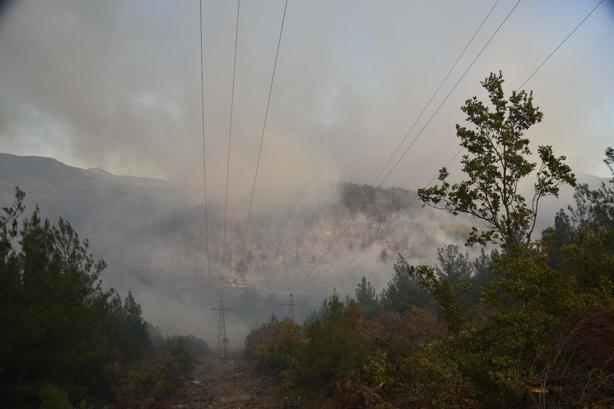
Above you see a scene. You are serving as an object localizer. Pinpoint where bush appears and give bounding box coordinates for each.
[106,357,167,405]
[39,383,73,409]
[295,296,373,389]
[246,315,302,372]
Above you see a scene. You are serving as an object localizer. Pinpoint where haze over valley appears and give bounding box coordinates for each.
[1,1,613,407]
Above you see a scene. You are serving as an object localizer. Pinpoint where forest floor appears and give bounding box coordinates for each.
[169,353,287,409]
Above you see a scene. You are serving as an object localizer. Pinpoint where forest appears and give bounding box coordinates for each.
[0,73,612,409]
[1,0,613,406]
[245,74,614,409]
[0,188,209,408]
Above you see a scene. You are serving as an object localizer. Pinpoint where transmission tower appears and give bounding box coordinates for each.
[211,297,232,356]
[281,293,299,321]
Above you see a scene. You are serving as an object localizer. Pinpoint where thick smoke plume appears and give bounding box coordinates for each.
[0,0,612,347]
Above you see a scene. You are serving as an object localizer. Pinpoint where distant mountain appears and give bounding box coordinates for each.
[1,152,606,347]
[0,153,183,263]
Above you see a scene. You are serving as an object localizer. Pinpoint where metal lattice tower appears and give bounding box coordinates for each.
[281,293,299,321]
[211,297,232,356]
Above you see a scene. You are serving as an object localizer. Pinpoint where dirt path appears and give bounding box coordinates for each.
[171,354,285,409]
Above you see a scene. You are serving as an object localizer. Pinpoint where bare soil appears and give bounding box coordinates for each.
[170,354,286,409]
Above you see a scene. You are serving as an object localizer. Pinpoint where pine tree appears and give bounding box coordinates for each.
[354,276,378,315]
[380,257,430,313]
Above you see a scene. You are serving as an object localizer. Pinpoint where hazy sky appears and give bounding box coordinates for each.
[0,0,613,203]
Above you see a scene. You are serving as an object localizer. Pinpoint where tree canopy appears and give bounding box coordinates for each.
[418,72,576,248]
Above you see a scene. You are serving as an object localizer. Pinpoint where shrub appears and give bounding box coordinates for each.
[104,352,188,407]
[246,315,302,372]
[38,382,73,409]
[295,296,372,389]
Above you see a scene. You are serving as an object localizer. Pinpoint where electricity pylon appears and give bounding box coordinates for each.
[211,297,232,356]
[281,292,299,321]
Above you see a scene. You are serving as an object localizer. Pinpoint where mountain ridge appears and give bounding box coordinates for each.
[0,152,604,346]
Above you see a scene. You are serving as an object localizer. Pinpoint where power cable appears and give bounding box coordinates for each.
[359,0,606,251]
[373,0,503,186]
[518,0,605,90]
[376,0,523,191]
[313,0,524,264]
[198,0,211,279]
[245,0,289,231]
[221,0,242,285]
[419,0,607,211]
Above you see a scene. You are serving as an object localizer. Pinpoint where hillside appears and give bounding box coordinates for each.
[0,152,601,347]
[0,153,182,257]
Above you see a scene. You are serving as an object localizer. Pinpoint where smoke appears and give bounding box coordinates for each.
[0,0,612,198]
[92,181,481,349]
[0,0,612,346]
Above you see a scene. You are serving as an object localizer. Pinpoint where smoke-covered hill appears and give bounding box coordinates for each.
[0,153,598,348]
[142,182,472,294]
[0,153,182,258]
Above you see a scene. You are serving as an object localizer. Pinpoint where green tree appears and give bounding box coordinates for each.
[400,259,464,334]
[471,248,494,287]
[410,76,610,408]
[355,276,378,315]
[0,201,108,406]
[436,245,480,314]
[296,294,371,387]
[418,72,575,248]
[105,290,152,363]
[435,245,472,287]
[542,146,614,290]
[0,186,25,233]
[574,147,614,228]
[0,189,154,407]
[381,256,431,313]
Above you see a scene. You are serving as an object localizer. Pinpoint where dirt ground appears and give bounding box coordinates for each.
[169,354,286,409]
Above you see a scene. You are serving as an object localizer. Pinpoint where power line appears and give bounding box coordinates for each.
[376,0,523,191]
[313,0,524,264]
[221,0,241,283]
[518,0,605,90]
[369,147,463,235]
[425,0,607,207]
[245,0,289,231]
[373,0,503,186]
[357,0,606,247]
[198,0,210,279]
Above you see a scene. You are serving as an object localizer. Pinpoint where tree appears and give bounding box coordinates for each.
[105,290,152,363]
[381,256,431,313]
[567,147,614,231]
[0,201,109,406]
[542,210,575,269]
[408,75,604,407]
[471,248,494,287]
[542,146,614,290]
[418,72,575,248]
[0,188,153,407]
[435,245,472,286]
[0,186,25,233]
[435,244,480,314]
[407,263,464,334]
[354,276,378,315]
[296,294,371,387]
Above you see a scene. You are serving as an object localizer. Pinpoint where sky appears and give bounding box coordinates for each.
[0,0,613,206]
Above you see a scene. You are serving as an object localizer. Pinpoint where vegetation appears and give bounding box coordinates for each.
[0,189,209,408]
[245,73,614,408]
[340,183,417,217]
